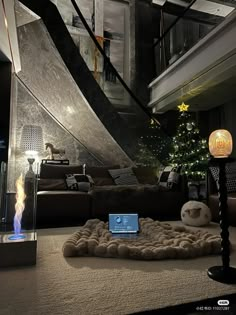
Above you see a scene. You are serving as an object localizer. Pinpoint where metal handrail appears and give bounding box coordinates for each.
[152,0,197,49]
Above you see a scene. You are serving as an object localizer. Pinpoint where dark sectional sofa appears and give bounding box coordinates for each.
[37,163,188,226]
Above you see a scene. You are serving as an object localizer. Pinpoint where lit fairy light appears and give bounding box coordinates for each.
[8,174,26,240]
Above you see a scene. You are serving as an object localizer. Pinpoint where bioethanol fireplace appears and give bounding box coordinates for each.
[9,174,26,240]
[0,169,37,267]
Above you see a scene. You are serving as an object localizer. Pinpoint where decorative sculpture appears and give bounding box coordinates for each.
[45,143,65,160]
[181,200,211,227]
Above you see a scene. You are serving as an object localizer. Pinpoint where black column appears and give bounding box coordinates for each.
[0,62,12,163]
[135,0,160,106]
[207,158,236,284]
[0,62,12,224]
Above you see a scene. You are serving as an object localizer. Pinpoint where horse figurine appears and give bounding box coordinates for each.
[45,143,65,160]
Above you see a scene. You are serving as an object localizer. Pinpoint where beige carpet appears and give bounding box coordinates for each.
[0,222,236,315]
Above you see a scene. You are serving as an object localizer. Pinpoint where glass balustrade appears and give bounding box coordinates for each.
[154,0,236,77]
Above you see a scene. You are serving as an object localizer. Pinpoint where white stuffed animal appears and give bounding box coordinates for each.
[181,201,212,227]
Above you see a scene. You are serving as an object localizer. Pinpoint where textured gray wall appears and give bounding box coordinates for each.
[17,20,133,165]
[7,17,136,191]
[7,76,103,191]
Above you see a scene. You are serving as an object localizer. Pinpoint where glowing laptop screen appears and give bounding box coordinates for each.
[109,214,139,234]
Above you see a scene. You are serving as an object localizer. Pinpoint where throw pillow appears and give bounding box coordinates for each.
[209,162,236,193]
[132,167,159,185]
[226,162,236,192]
[159,166,180,189]
[86,165,120,186]
[65,174,94,192]
[209,166,219,190]
[108,167,139,185]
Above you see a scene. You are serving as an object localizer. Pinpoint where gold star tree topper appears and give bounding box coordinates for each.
[178,102,189,112]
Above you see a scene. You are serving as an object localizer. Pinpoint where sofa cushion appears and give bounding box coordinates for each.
[38,178,67,191]
[108,167,139,185]
[40,164,83,179]
[37,190,91,219]
[91,184,182,219]
[92,177,114,186]
[86,165,120,186]
[65,174,94,192]
[159,166,180,189]
[132,167,158,185]
[91,185,160,210]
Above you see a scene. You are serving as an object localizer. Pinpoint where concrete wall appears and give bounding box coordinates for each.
[7,76,103,191]
[17,19,133,165]
[6,16,137,190]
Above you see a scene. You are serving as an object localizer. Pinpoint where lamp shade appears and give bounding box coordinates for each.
[20,125,43,155]
[208,129,233,158]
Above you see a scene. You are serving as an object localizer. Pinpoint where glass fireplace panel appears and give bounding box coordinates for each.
[0,163,38,267]
[0,166,37,235]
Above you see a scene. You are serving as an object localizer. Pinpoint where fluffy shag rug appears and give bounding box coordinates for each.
[63,218,221,259]
[1,223,236,315]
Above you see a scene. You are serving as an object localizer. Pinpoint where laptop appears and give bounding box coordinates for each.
[109,213,139,238]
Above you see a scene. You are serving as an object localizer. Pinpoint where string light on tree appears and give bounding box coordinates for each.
[169,103,209,181]
[187,123,193,131]
[136,119,171,166]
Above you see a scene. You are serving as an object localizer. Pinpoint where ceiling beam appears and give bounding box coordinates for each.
[168,0,234,17]
[152,0,168,5]
[162,2,224,25]
[152,0,234,24]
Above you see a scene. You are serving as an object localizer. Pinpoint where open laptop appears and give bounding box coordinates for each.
[109,213,139,238]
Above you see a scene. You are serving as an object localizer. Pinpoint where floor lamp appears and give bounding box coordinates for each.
[208,129,236,284]
[20,125,44,178]
[20,125,43,229]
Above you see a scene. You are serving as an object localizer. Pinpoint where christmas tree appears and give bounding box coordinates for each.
[135,119,171,167]
[169,103,209,181]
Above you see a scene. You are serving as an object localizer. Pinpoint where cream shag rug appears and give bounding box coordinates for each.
[63,218,221,259]
[1,222,236,315]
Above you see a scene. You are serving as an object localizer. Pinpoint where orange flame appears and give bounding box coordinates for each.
[14,174,26,235]
[15,174,26,213]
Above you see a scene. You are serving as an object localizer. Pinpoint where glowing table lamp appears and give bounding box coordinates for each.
[208,129,236,283]
[209,129,232,158]
[20,125,43,177]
